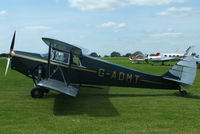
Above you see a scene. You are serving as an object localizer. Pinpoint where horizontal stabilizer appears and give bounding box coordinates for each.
[38,79,79,97]
[163,56,197,88]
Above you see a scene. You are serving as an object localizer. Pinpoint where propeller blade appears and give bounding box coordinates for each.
[8,31,16,58]
[5,58,10,76]
[5,31,16,76]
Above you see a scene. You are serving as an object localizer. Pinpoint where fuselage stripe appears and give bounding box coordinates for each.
[141,79,169,86]
[12,53,97,73]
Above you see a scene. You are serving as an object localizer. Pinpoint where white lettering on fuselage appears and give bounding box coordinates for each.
[98,69,140,84]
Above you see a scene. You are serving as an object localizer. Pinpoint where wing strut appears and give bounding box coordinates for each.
[66,50,73,85]
[47,44,52,78]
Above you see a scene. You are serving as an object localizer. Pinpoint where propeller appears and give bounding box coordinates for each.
[5,31,16,76]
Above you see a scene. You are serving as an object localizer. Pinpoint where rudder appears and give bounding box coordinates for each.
[163,56,197,88]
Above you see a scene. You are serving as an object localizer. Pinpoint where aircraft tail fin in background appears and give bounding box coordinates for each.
[155,52,160,56]
[162,56,197,88]
[184,46,194,57]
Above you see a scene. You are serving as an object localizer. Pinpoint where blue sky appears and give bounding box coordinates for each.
[0,0,200,56]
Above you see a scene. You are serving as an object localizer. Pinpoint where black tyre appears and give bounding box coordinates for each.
[180,90,187,96]
[31,87,44,98]
[42,89,50,93]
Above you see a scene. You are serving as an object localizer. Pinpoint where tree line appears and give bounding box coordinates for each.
[89,51,145,57]
[89,51,198,58]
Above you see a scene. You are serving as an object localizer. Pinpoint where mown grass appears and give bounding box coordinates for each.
[0,57,200,134]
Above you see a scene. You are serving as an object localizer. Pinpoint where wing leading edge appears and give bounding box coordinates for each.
[42,38,82,56]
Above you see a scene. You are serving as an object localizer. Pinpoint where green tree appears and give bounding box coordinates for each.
[191,53,196,56]
[124,53,132,57]
[89,52,98,57]
[110,51,121,57]
[0,53,8,57]
[132,51,143,56]
[150,53,155,56]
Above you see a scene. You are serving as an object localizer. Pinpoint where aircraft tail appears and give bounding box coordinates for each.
[183,46,194,57]
[162,56,197,88]
[155,52,160,56]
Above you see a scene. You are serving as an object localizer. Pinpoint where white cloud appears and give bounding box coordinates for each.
[118,23,126,28]
[68,0,185,11]
[152,28,183,38]
[100,21,126,28]
[167,28,174,32]
[23,26,52,31]
[0,10,7,15]
[128,0,185,6]
[98,21,126,32]
[151,32,183,38]
[101,21,116,27]
[156,7,193,16]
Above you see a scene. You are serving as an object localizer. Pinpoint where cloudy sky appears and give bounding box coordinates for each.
[0,0,200,56]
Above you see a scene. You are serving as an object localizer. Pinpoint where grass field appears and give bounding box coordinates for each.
[0,57,200,134]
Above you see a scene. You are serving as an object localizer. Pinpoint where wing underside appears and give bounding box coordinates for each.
[37,78,79,97]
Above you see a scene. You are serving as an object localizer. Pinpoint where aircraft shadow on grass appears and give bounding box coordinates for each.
[53,87,200,116]
[53,87,120,117]
[173,92,200,100]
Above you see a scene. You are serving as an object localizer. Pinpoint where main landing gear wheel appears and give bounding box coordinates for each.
[31,87,44,98]
[42,89,50,93]
[179,90,187,96]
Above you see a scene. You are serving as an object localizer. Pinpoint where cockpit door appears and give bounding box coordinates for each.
[42,37,85,85]
[48,49,84,85]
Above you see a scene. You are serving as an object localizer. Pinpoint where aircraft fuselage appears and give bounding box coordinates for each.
[11,51,180,90]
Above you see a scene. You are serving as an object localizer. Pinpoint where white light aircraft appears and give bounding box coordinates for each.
[150,46,194,65]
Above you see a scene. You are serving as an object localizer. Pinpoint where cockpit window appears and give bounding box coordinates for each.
[51,50,69,64]
[72,55,81,66]
[51,50,82,66]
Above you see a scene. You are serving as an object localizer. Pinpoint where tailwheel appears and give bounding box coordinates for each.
[31,87,44,98]
[179,90,187,96]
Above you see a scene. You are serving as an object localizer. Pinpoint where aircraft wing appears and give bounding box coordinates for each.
[132,58,145,61]
[37,78,79,97]
[152,57,177,62]
[42,38,82,56]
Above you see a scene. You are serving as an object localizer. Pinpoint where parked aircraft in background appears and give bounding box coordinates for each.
[129,53,147,63]
[129,53,160,63]
[194,55,200,64]
[149,46,194,65]
[147,53,161,60]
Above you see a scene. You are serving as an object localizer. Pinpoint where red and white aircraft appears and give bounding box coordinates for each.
[129,53,160,63]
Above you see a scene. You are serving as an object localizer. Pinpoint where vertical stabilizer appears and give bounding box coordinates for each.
[184,46,194,57]
[163,56,197,88]
[155,52,160,56]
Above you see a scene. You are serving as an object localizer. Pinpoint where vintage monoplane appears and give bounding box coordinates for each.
[5,31,197,98]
